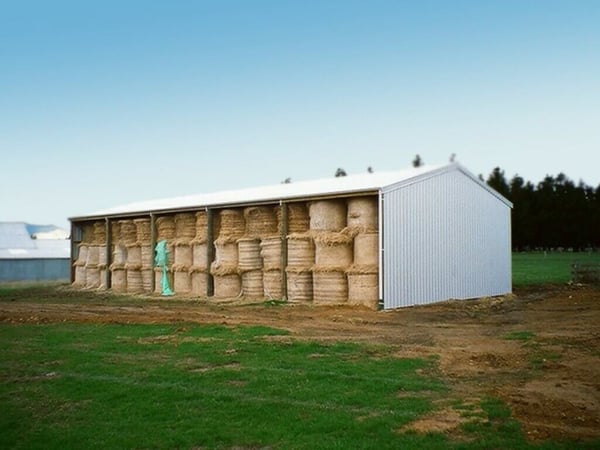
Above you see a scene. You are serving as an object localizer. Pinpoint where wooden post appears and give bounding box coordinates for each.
[206,208,215,297]
[280,202,288,300]
[150,213,156,293]
[105,218,112,289]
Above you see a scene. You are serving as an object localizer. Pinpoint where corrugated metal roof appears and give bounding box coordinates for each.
[0,222,70,259]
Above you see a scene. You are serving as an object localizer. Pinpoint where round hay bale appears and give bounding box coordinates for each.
[74,265,86,286]
[156,216,176,240]
[98,246,107,269]
[119,220,137,245]
[174,269,191,294]
[126,269,144,293]
[313,269,348,305]
[111,268,127,292]
[286,269,313,302]
[313,232,353,269]
[86,245,100,267]
[126,244,142,266]
[244,206,277,237]
[241,270,264,298]
[263,270,282,299]
[141,268,153,292]
[93,222,106,245]
[192,243,208,269]
[174,244,193,267]
[191,271,207,296]
[112,244,127,266]
[76,244,88,266]
[175,213,196,242]
[287,233,315,268]
[134,218,151,244]
[81,223,94,243]
[85,267,100,289]
[214,273,241,298]
[110,221,120,243]
[259,236,281,270]
[219,209,245,238]
[347,196,378,231]
[141,245,153,268]
[353,233,378,266]
[238,237,262,272]
[309,200,346,231]
[279,203,309,234]
[194,211,208,241]
[99,269,107,289]
[214,241,238,267]
[347,271,378,309]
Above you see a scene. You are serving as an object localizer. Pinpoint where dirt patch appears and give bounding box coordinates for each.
[1,284,599,442]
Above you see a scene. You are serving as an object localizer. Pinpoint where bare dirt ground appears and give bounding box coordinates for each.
[1,284,599,443]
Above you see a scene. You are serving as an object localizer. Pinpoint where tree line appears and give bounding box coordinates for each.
[485,168,600,251]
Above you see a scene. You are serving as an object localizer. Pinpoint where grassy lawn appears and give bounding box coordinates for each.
[0,322,570,450]
[512,251,600,286]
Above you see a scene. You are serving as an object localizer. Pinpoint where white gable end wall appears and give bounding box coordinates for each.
[382,168,512,309]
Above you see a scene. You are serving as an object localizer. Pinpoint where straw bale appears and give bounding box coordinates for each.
[112,244,127,266]
[156,216,176,240]
[244,206,277,237]
[214,241,238,267]
[99,269,107,289]
[75,244,88,266]
[125,263,142,271]
[286,233,315,268]
[93,222,106,245]
[85,267,101,289]
[210,263,238,276]
[347,196,378,231]
[126,244,142,266]
[241,270,264,298]
[313,270,348,305]
[218,209,245,237]
[259,236,281,270]
[98,246,108,269]
[174,269,191,294]
[286,271,313,302]
[347,264,378,274]
[353,233,379,266]
[309,200,346,231]
[314,236,352,269]
[347,272,379,309]
[126,269,144,293]
[191,272,207,296]
[175,213,196,242]
[214,273,241,298]
[111,268,127,292]
[237,237,262,272]
[74,265,86,286]
[86,245,100,267]
[279,203,309,234]
[312,229,355,245]
[140,245,153,268]
[192,243,208,270]
[174,244,193,268]
[134,218,152,244]
[119,220,137,245]
[141,268,153,292]
[110,221,120,242]
[81,223,94,244]
[194,211,208,241]
[190,265,207,274]
[263,270,282,299]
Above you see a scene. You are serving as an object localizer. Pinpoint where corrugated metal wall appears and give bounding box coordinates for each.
[0,259,71,282]
[382,169,511,309]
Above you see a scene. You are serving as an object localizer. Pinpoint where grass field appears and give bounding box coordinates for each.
[512,251,600,286]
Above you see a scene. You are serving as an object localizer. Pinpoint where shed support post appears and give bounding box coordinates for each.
[105,218,112,289]
[150,213,156,293]
[70,221,76,283]
[280,202,288,300]
[206,208,215,297]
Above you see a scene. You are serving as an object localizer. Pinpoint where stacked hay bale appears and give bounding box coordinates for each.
[116,219,142,293]
[285,202,313,301]
[154,216,176,293]
[84,221,105,289]
[310,200,350,305]
[172,213,195,294]
[73,222,94,287]
[94,222,108,289]
[211,209,244,298]
[109,221,127,292]
[134,218,153,292]
[346,196,379,309]
[190,211,208,296]
[260,235,281,298]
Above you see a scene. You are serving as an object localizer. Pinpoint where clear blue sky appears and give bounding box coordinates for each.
[2,0,599,230]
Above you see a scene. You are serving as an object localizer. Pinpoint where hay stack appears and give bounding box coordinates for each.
[112,244,127,267]
[156,216,176,241]
[313,231,353,269]
[213,269,241,298]
[191,270,207,296]
[244,206,277,237]
[309,200,346,231]
[134,218,151,244]
[93,222,106,245]
[174,244,193,267]
[279,203,309,233]
[81,223,94,244]
[241,270,264,298]
[260,236,281,270]
[111,268,127,292]
[119,220,137,246]
[75,244,88,267]
[213,237,238,269]
[85,267,101,289]
[347,265,379,309]
[74,265,86,286]
[263,270,282,299]
[353,232,378,266]
[192,243,208,271]
[286,267,312,302]
[110,221,120,243]
[141,245,153,268]
[141,268,153,292]
[98,246,108,269]
[286,233,315,268]
[175,213,196,244]
[194,211,208,242]
[219,209,245,238]
[312,268,347,305]
[174,269,191,294]
[99,269,107,289]
[126,244,142,266]
[347,196,378,231]
[86,245,100,267]
[238,237,262,272]
[126,269,144,293]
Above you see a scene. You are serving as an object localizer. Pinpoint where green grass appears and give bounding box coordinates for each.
[0,323,582,450]
[503,331,536,342]
[512,251,600,286]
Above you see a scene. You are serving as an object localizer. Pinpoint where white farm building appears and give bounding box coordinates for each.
[69,163,512,309]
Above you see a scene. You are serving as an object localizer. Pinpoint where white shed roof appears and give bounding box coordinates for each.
[0,222,70,259]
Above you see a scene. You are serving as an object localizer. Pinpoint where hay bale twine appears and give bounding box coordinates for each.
[312,269,348,305]
[134,218,151,244]
[280,203,309,234]
[353,233,378,266]
[219,209,245,237]
[214,239,239,267]
[174,269,191,294]
[214,273,241,298]
[93,221,106,244]
[260,236,281,271]
[286,268,313,302]
[174,244,193,267]
[309,200,346,231]
[347,196,378,231]
[244,206,277,237]
[74,265,86,286]
[287,233,315,268]
[126,269,144,293]
[111,268,127,292]
[347,269,379,309]
[126,244,142,266]
[238,237,262,272]
[263,269,282,299]
[76,244,88,266]
[156,216,176,240]
[192,243,208,270]
[241,270,264,298]
[313,232,353,269]
[191,270,207,296]
[119,220,137,246]
[85,267,101,289]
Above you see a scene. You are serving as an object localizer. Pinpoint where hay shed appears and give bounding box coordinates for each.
[69,163,512,309]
